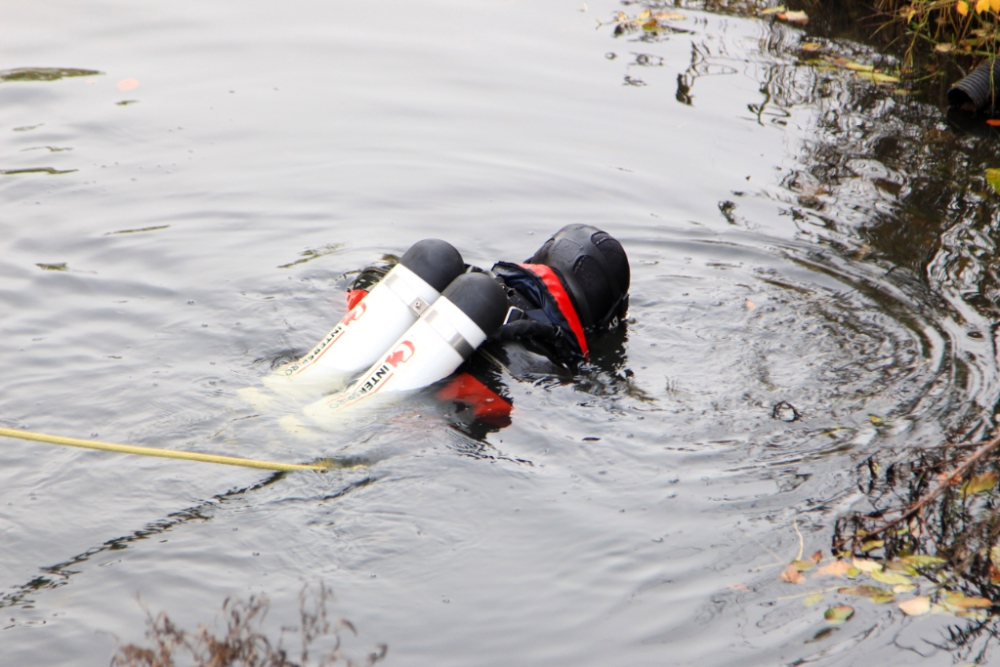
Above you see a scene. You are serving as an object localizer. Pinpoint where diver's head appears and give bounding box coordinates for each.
[528,225,630,331]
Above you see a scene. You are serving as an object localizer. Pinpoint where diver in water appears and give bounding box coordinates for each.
[262,225,631,432]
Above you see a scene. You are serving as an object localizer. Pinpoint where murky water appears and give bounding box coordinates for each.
[3,1,999,665]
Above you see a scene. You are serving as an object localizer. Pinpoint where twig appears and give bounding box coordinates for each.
[793,517,805,562]
[845,434,1000,548]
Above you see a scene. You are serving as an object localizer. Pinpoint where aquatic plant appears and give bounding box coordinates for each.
[111,586,387,667]
[871,0,1000,59]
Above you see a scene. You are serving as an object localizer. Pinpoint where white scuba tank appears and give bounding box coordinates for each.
[262,239,466,394]
[299,272,509,422]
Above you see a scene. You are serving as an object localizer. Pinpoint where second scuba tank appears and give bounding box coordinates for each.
[264,239,465,393]
[300,272,509,420]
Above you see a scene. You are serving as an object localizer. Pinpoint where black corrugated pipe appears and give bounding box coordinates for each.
[948,59,1000,114]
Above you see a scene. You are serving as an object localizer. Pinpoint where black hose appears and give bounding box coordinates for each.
[948,59,1000,113]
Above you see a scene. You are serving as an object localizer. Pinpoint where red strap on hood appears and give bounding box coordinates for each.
[518,263,588,359]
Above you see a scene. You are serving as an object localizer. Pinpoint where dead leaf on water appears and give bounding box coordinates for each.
[745,299,756,310]
[841,60,875,72]
[851,557,882,573]
[801,42,823,52]
[884,560,917,576]
[814,560,851,577]
[986,168,1000,195]
[893,584,916,594]
[761,6,786,15]
[838,585,894,603]
[962,471,998,494]
[803,592,825,606]
[944,593,992,609]
[900,554,946,568]
[824,605,854,624]
[781,565,806,584]
[36,262,67,271]
[898,596,931,616]
[777,10,809,24]
[856,71,901,85]
[117,78,139,91]
[871,569,911,586]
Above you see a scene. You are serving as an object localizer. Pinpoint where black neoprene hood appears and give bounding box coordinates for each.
[528,224,630,330]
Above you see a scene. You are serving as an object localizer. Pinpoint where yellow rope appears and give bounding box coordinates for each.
[0,426,329,472]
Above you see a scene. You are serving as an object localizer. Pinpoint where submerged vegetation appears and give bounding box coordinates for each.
[112,587,387,667]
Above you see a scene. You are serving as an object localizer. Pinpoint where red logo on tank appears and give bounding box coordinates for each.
[385,340,415,368]
[342,302,366,325]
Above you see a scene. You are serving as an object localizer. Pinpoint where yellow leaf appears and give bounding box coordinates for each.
[901,555,947,568]
[872,569,912,586]
[761,6,786,14]
[991,545,1000,565]
[936,43,956,53]
[945,593,992,609]
[637,9,651,20]
[992,0,1000,12]
[899,596,931,615]
[852,557,882,573]
[884,560,917,575]
[791,559,815,571]
[801,42,823,52]
[653,11,685,20]
[861,539,885,551]
[824,605,854,624]
[844,60,885,73]
[893,584,916,594]
[962,471,997,494]
[977,0,990,13]
[871,72,901,84]
[803,592,825,606]
[987,169,1000,195]
[958,0,970,16]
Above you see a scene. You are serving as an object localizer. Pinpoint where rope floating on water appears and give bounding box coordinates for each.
[0,426,329,472]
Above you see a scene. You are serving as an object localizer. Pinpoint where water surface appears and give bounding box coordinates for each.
[2,1,998,665]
